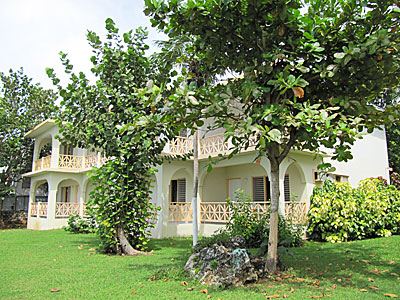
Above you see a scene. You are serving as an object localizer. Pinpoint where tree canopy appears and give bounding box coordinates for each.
[145,0,400,272]
[0,68,58,198]
[47,19,176,255]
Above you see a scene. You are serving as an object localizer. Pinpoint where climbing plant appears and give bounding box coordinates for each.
[47,19,175,255]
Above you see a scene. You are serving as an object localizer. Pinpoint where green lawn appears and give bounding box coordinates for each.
[0,229,399,299]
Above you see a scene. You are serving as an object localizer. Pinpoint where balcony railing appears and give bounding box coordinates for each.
[29,202,89,218]
[167,132,257,157]
[33,154,108,171]
[171,201,307,224]
[58,154,84,169]
[168,202,193,222]
[200,134,229,155]
[34,155,52,171]
[169,136,193,155]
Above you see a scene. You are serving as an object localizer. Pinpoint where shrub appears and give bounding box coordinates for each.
[225,190,269,248]
[390,172,400,190]
[308,178,400,242]
[63,214,97,234]
[195,190,304,253]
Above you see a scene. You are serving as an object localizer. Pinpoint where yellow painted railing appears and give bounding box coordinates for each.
[55,202,79,218]
[200,202,230,223]
[38,203,48,217]
[200,134,229,155]
[198,201,307,224]
[84,154,98,168]
[34,155,52,171]
[169,137,193,155]
[58,154,84,169]
[30,203,38,216]
[167,132,257,156]
[285,201,308,224]
[168,202,193,222]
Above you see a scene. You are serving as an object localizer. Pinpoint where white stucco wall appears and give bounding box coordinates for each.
[323,129,390,186]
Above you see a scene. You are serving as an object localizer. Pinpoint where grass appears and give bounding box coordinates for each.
[0,229,399,299]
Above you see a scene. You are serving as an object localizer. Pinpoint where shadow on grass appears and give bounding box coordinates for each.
[280,236,400,296]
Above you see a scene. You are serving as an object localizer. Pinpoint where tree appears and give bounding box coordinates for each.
[154,34,216,246]
[377,89,400,174]
[47,19,175,255]
[0,68,58,199]
[145,0,400,272]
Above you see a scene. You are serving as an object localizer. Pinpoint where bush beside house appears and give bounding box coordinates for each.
[308,178,400,242]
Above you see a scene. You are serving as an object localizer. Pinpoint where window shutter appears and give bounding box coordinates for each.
[284,174,290,202]
[178,179,186,202]
[253,177,265,202]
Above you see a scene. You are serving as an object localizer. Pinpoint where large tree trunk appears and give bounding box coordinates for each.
[265,154,280,273]
[117,227,151,256]
[192,130,199,246]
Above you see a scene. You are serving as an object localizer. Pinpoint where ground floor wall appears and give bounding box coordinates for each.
[27,172,91,230]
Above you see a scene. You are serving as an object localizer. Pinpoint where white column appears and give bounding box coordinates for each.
[51,135,60,169]
[47,180,58,229]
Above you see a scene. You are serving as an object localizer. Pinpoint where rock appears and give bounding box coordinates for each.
[185,236,268,287]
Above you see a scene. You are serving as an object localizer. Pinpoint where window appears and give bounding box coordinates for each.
[170,179,186,202]
[61,186,71,202]
[313,170,349,184]
[252,176,270,202]
[336,175,349,183]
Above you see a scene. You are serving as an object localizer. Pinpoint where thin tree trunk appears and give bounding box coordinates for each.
[117,227,152,256]
[192,130,199,246]
[265,155,280,273]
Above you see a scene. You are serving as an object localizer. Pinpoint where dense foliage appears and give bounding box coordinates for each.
[63,214,97,234]
[196,191,304,252]
[0,69,58,198]
[308,178,400,242]
[47,19,175,254]
[146,0,400,271]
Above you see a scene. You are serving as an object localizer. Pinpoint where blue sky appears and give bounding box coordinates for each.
[0,0,164,89]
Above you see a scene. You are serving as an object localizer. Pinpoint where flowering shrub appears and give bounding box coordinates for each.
[308,178,400,242]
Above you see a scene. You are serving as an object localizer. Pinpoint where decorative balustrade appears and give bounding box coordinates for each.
[34,155,52,171]
[30,202,88,218]
[171,201,307,224]
[58,154,84,169]
[200,202,230,223]
[30,203,38,216]
[168,202,192,222]
[169,137,193,155]
[84,154,98,168]
[33,153,109,172]
[38,202,48,217]
[55,202,80,218]
[200,134,229,155]
[166,132,260,156]
[285,201,308,224]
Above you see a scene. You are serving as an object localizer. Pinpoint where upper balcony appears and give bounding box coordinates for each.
[33,153,109,172]
[163,132,257,159]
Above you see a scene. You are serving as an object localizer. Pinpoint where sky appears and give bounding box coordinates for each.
[0,0,165,89]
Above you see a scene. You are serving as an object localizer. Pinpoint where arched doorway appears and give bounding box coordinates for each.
[55,179,80,218]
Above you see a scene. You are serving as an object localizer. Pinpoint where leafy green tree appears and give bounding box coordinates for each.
[0,68,58,199]
[379,89,400,174]
[146,0,400,272]
[47,19,175,255]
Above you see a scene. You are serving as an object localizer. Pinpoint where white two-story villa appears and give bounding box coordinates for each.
[23,119,390,237]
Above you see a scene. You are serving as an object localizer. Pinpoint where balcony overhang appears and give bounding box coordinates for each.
[24,119,56,138]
